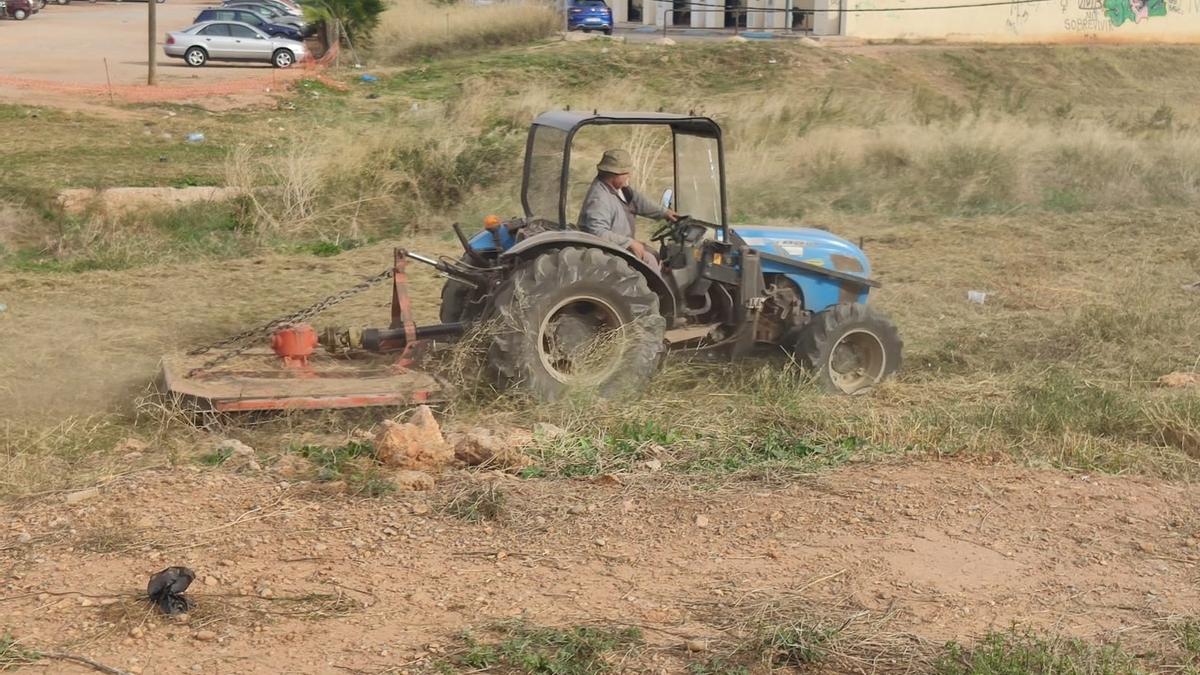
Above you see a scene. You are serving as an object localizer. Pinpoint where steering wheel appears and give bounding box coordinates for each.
[651,216,691,243]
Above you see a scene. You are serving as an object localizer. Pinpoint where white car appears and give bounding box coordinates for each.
[164,21,306,68]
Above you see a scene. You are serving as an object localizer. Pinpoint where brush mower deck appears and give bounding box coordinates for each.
[159,349,445,412]
[160,249,467,413]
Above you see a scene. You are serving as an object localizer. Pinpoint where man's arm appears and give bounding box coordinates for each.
[628,187,667,221]
[578,193,633,248]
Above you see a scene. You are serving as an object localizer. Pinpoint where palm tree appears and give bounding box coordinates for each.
[301,0,386,49]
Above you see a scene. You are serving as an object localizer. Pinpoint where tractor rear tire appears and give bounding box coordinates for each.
[794,303,902,395]
[486,246,666,402]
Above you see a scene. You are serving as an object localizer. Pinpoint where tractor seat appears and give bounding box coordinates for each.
[514,218,565,241]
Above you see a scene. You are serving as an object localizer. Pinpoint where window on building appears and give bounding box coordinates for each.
[671,0,690,25]
[724,0,746,28]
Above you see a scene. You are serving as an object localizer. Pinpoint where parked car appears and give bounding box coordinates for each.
[164,21,306,68]
[194,7,302,40]
[1,0,38,20]
[567,0,612,34]
[223,2,313,35]
[221,0,299,18]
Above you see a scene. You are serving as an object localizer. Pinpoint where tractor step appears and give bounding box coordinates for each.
[665,323,721,345]
[160,349,444,413]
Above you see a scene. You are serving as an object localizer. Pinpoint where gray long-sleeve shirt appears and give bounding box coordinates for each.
[576,177,666,248]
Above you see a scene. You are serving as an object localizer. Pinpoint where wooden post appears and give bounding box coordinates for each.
[104,58,115,104]
[148,0,157,85]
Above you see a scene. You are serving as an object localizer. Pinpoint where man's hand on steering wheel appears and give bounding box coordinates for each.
[651,212,687,242]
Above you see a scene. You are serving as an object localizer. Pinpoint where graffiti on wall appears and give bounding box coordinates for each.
[1104,0,1166,25]
[1007,0,1031,33]
[1060,0,1181,34]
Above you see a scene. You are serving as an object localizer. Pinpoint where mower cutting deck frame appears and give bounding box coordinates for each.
[161,249,463,413]
[159,350,444,412]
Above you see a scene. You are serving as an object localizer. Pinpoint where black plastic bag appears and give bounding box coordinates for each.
[147,566,195,615]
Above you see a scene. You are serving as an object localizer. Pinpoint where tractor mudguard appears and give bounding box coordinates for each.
[500,231,677,321]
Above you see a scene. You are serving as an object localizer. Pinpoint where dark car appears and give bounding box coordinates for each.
[1,0,38,20]
[221,0,299,18]
[194,7,302,40]
[567,0,612,34]
[223,1,313,36]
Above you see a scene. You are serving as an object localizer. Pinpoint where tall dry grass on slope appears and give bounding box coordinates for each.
[373,0,559,62]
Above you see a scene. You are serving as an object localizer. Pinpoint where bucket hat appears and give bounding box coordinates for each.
[597,148,633,175]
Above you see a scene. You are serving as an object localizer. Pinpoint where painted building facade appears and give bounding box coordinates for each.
[843,0,1200,41]
[608,0,1200,40]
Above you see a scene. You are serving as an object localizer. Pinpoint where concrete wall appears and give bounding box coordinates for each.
[843,0,1200,42]
[746,0,790,29]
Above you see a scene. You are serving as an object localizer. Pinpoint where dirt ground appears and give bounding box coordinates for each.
[2,214,1199,669]
[4,34,1200,670]
[0,0,287,85]
[1,459,1197,673]
[0,0,324,109]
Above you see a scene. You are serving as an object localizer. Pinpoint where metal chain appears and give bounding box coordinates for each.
[185,268,394,376]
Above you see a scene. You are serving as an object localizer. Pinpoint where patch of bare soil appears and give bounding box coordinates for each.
[2,460,1197,673]
[56,187,243,216]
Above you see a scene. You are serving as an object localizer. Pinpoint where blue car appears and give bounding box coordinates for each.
[193,7,303,41]
[568,0,613,34]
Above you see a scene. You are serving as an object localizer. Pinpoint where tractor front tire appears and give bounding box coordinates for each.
[486,246,666,402]
[438,255,486,324]
[795,303,902,395]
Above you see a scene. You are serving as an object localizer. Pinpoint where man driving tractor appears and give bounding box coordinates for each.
[577,148,679,266]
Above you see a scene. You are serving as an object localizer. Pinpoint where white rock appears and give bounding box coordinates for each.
[217,439,255,456]
[65,488,99,505]
[534,422,568,439]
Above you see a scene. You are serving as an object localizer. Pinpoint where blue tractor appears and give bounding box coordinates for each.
[165,111,903,412]
[431,111,903,400]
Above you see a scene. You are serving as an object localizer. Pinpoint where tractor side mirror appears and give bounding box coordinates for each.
[660,188,673,210]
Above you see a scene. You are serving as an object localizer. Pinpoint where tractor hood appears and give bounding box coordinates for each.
[731,225,871,278]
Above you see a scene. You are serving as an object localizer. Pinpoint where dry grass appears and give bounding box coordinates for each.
[4,42,1200,495]
[439,481,507,522]
[214,43,1200,245]
[452,204,1198,472]
[0,201,43,253]
[726,116,1200,219]
[373,0,559,62]
[0,417,137,500]
[222,99,523,237]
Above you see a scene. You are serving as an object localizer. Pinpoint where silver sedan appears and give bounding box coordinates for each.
[163,21,307,68]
